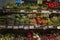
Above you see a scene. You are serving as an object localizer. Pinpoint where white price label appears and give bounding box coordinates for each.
[21,1,24,3]
[20,10,25,12]
[53,10,57,13]
[35,25,41,28]
[43,26,48,30]
[13,26,18,29]
[49,26,53,28]
[24,26,29,29]
[57,26,60,29]
[41,10,50,13]
[33,10,37,12]
[7,26,12,28]
[19,26,23,28]
[58,12,60,13]
[30,26,34,29]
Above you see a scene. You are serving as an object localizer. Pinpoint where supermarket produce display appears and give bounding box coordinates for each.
[0,13,60,29]
[0,2,60,29]
[0,0,60,40]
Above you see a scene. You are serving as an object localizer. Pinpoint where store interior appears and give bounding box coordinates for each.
[0,0,60,40]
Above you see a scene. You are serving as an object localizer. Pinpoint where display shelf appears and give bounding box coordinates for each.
[0,11,60,29]
[0,25,60,30]
[3,9,60,14]
[3,11,60,14]
[0,29,60,34]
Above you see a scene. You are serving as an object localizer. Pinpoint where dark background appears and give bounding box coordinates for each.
[0,0,16,9]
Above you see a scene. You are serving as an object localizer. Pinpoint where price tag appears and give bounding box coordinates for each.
[43,26,48,30]
[24,26,29,29]
[53,10,57,13]
[57,26,60,29]
[48,26,53,28]
[19,26,23,28]
[21,1,24,3]
[33,10,37,12]
[13,26,18,29]
[20,10,25,12]
[41,10,50,13]
[58,12,60,13]
[29,26,34,29]
[7,26,12,29]
[35,25,41,28]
